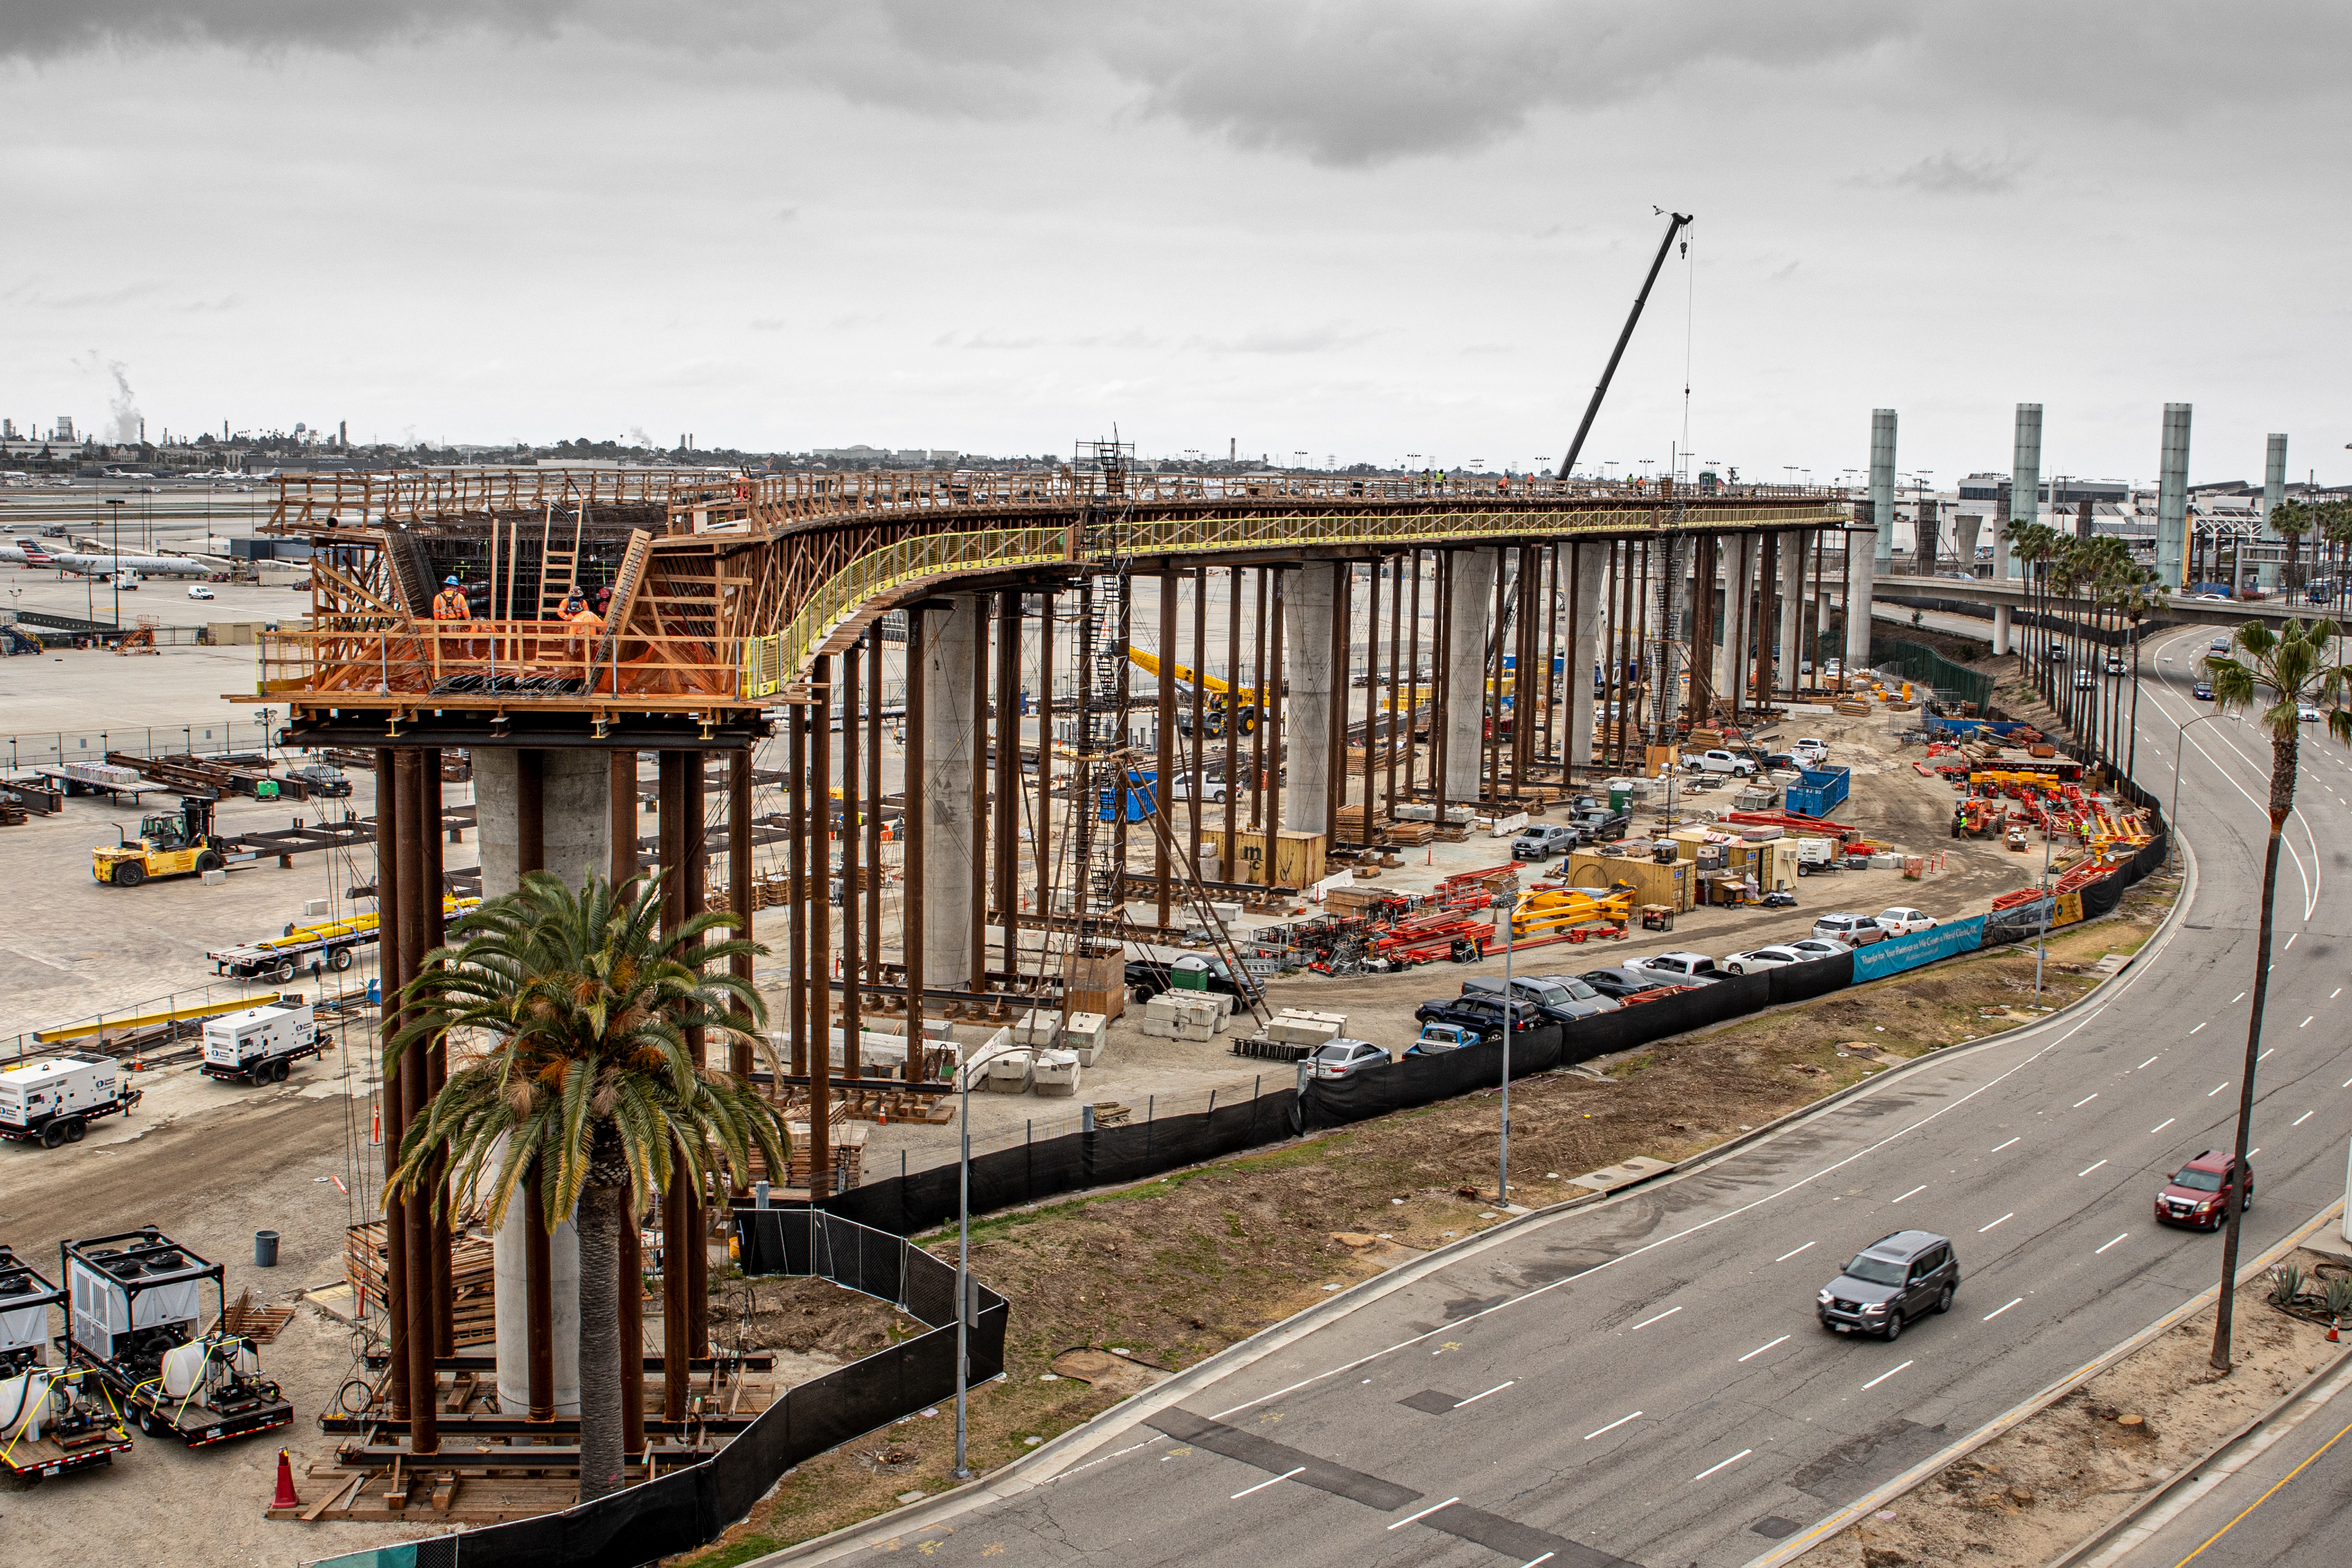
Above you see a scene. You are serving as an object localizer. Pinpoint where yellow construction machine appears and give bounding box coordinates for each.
[93,792,229,888]
[1125,648,1266,737]
[1509,883,1635,941]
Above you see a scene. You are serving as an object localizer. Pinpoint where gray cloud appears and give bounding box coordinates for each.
[1876,150,2029,196]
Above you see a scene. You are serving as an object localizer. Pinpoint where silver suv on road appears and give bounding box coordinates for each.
[1818,1230,1959,1340]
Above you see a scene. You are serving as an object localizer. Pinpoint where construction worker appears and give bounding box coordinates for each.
[431,575,471,621]
[563,587,603,681]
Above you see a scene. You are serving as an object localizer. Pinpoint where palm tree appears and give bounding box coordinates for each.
[2322,501,2352,616]
[386,871,787,1500]
[2200,620,2352,1373]
[2110,566,2169,781]
[2002,519,2058,697]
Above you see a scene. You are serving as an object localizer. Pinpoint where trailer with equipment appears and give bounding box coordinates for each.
[0,1054,143,1148]
[61,1230,292,1445]
[198,1001,328,1084]
[1,1245,136,1480]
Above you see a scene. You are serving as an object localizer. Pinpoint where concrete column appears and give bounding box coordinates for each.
[474,747,612,895]
[1777,529,1805,693]
[1281,563,1338,835]
[471,746,604,1420]
[1917,499,1940,575]
[1843,516,1876,671]
[1569,546,1605,766]
[1954,514,1983,574]
[2156,403,2192,590]
[1869,409,1897,577]
[2007,403,2043,580]
[2258,433,2288,589]
[1443,549,1498,800]
[923,596,981,982]
[1992,602,2011,657]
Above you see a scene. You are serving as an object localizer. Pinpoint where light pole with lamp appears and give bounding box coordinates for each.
[1495,871,1521,1206]
[2168,707,2225,844]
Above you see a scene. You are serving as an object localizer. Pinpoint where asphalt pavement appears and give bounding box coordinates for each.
[787,623,2352,1568]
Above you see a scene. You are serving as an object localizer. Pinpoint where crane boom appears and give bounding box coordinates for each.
[1556,211,1692,482]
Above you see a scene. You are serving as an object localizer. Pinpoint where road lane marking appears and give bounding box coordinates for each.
[1990,1137,2020,1152]
[1231,1467,1305,1498]
[1775,1241,1816,1263]
[2287,933,2300,950]
[1738,1335,1792,1363]
[1984,1298,2023,1321]
[1862,1360,1914,1390]
[1454,1381,1516,1407]
[2079,1160,2108,1177]
[1630,1306,1682,1331]
[1980,1213,2014,1232]
[1388,1496,1462,1529]
[2297,1021,2310,1031]
[1692,1449,1752,1481]
[2210,1082,2229,1095]
[2138,1055,2161,1068]
[1894,1185,1927,1202]
[2189,1023,2207,1035]
[2097,1232,2131,1254]
[1584,1411,1641,1440]
[2295,1111,2315,1126]
[2074,1094,2099,1108]
[1519,1556,1557,1568]
[2336,988,2345,999]
[2234,992,2247,1003]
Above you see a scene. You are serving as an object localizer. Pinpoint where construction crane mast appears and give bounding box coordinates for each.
[1556,211,1692,483]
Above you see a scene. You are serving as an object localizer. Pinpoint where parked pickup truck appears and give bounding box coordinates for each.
[1683,749,1759,778]
[1571,808,1631,844]
[1126,954,1262,1006]
[1510,822,1582,861]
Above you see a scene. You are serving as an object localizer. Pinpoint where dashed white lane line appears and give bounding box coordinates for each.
[2138,1055,2161,1068]
[2210,1082,2230,1096]
[2300,1019,2313,1029]
[1862,1360,1914,1391]
[1739,1335,1792,1364]
[1232,1466,1305,1498]
[1629,1306,1682,1332]
[2079,1160,2108,1177]
[1775,1241,1816,1263]
[1990,1137,2021,1152]
[2295,1111,2315,1126]
[1894,1185,1927,1203]
[1693,1450,1753,1482]
[1584,1411,1641,1441]
[2335,988,2344,1000]
[2097,1232,2131,1254]
[1454,1381,1515,1407]
[2190,1022,2207,1035]
[1984,1298,2024,1321]
[2287,933,2300,950]
[2074,1094,2099,1108]
[1388,1496,1462,1529]
[2153,1117,2176,1133]
[2234,992,2247,1003]
[1980,1213,2014,1233]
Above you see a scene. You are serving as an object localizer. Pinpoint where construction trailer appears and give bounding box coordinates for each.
[0,1053,144,1148]
[61,1230,292,1446]
[0,1245,136,1480]
[197,1001,326,1085]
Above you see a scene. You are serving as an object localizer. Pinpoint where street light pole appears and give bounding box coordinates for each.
[1497,872,1520,1206]
[954,1034,1022,1480]
[2170,709,2224,838]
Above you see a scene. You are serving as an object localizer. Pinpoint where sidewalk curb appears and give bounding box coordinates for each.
[2047,1333,2352,1568]
[735,836,2201,1568]
[1738,1196,2349,1568]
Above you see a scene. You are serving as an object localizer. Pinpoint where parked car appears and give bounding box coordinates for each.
[1783,936,1853,960]
[1684,749,1759,778]
[1721,945,1808,975]
[1790,738,1828,765]
[1622,951,1722,986]
[2193,681,2215,701]
[1874,907,1936,936]
[2297,704,2323,723]
[1759,751,1800,773]
[187,584,216,600]
[1127,954,1257,1006]
[1411,992,1546,1044]
[1818,1231,1960,1340]
[1571,808,1632,845]
[1811,912,1887,947]
[1580,968,1672,1001]
[1527,974,1623,1015]
[2208,637,2231,654]
[1464,973,1617,1021]
[1306,1039,1391,1080]
[1511,822,1582,861]
[1406,1022,1478,1056]
[2105,655,2125,675]
[1170,775,1230,801]
[287,763,353,798]
[2154,1150,2255,1230]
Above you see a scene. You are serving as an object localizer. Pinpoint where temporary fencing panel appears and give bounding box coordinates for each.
[1851,916,1989,981]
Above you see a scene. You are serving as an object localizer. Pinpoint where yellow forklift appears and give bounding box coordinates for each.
[93,791,228,888]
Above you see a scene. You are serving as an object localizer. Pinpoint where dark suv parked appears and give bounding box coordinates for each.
[1410,992,1547,1044]
[1817,1230,1960,1340]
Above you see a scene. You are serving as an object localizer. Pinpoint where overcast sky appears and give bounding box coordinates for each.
[6,2,2347,488]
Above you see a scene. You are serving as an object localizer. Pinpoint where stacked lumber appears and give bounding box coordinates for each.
[785,1121,868,1192]
[219,1287,295,1343]
[1386,821,1435,847]
[345,1222,497,1346]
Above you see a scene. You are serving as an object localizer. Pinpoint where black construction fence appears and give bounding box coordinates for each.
[318,1214,1007,1568]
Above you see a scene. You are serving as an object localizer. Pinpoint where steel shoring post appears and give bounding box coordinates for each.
[1758,533,1780,711]
[1405,551,1422,803]
[865,630,883,991]
[995,594,1019,978]
[810,661,833,1202]
[1385,555,1402,823]
[375,748,409,1427]
[1225,567,1241,859]
[685,746,710,1358]
[1540,545,1559,771]
[1603,544,1622,769]
[905,609,927,1107]
[1112,582,1132,900]
[658,750,692,1428]
[517,750,555,1421]
[422,746,453,1360]
[1266,570,1285,843]
[788,706,807,1077]
[1191,565,1206,875]
[1157,568,1178,928]
[1328,562,1349,838]
[1360,554,1379,841]
[1514,549,1538,794]
[1037,595,1054,936]
[971,603,990,994]
[395,749,438,1454]
[609,750,645,1460]
[730,748,755,1079]
[1486,552,1505,801]
[1432,553,1450,827]
[1564,544,1582,778]
[840,643,862,1088]
[1251,569,1267,835]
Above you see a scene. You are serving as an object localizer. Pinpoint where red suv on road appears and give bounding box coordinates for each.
[2155,1150,2255,1231]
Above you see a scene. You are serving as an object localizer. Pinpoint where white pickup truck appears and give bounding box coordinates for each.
[1682,748,1759,778]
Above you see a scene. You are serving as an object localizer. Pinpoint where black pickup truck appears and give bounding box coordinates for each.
[1571,808,1632,845]
[1125,955,1262,1006]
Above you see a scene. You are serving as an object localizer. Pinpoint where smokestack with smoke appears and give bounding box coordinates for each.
[100,357,141,444]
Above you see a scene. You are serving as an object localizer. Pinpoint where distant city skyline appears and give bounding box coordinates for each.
[5,5,2346,490]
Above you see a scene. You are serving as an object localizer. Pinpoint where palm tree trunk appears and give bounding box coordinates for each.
[2211,736,2295,1373]
[577,1181,626,1500]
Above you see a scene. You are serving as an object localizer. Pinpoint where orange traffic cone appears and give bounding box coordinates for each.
[273,1447,301,1509]
[2331,1316,2341,1344]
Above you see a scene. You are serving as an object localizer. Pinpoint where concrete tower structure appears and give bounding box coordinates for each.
[1869,409,1896,578]
[2002,404,2042,581]
[2155,404,2192,589]
[2257,433,2288,589]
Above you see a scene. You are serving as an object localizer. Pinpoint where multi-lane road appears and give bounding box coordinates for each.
[808,622,2351,1568]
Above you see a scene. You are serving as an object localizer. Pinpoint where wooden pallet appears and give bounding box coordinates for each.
[220,1287,296,1344]
[345,1222,498,1346]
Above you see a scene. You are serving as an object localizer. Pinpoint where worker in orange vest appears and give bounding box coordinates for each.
[562,586,603,683]
[431,575,471,621]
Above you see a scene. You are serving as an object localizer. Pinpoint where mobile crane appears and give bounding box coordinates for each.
[1124,647,1265,737]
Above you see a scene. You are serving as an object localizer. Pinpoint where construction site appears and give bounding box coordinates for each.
[0,444,2170,1567]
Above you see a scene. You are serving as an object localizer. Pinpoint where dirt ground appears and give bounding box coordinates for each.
[1806,1251,2350,1568]
[678,877,2175,1566]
